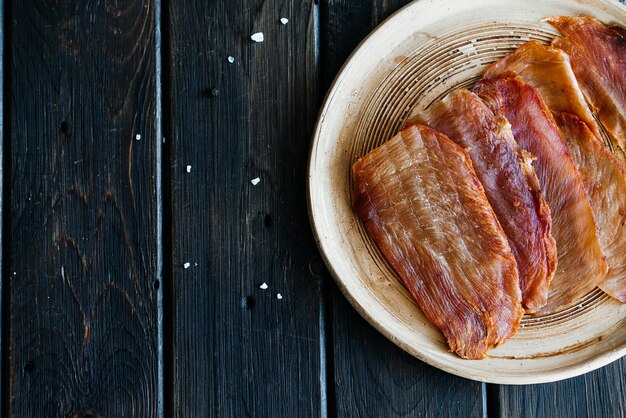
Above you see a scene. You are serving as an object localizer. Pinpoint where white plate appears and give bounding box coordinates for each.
[308,0,626,384]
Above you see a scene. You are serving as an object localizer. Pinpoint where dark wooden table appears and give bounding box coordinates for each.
[4,0,626,416]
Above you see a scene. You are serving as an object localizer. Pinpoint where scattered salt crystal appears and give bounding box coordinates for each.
[183,262,191,269]
[228,56,235,63]
[135,134,141,140]
[260,282,268,290]
[251,32,264,42]
[280,18,289,25]
[186,165,192,173]
[251,177,260,185]
[276,293,283,300]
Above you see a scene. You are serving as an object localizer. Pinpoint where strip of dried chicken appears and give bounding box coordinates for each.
[473,76,607,315]
[410,89,556,313]
[547,16,626,157]
[353,124,523,359]
[555,113,626,302]
[483,40,602,138]
[484,40,626,303]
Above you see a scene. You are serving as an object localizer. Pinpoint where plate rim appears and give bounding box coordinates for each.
[307,0,626,384]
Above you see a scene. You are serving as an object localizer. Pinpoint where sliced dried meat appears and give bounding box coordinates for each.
[547,16,626,156]
[473,76,607,315]
[555,113,626,302]
[410,89,556,312]
[484,39,626,303]
[353,124,523,359]
[483,40,602,139]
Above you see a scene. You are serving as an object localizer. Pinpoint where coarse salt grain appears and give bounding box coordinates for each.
[251,177,260,185]
[228,56,235,63]
[276,293,283,300]
[186,165,192,173]
[260,282,268,290]
[251,32,264,42]
[183,262,191,269]
[280,18,289,25]
[135,134,141,140]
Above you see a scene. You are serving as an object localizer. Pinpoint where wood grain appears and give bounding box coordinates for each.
[321,1,485,416]
[167,0,323,416]
[331,286,485,417]
[493,358,626,417]
[7,0,160,417]
[321,0,414,89]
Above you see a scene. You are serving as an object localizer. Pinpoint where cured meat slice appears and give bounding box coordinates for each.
[410,89,556,312]
[555,113,626,302]
[483,40,626,303]
[353,124,523,359]
[483,40,602,139]
[473,76,607,314]
[546,16,626,155]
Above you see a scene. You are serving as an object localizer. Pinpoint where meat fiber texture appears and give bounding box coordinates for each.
[484,39,626,303]
[483,40,602,138]
[547,16,626,159]
[473,76,607,315]
[556,113,626,303]
[409,89,556,313]
[352,124,524,359]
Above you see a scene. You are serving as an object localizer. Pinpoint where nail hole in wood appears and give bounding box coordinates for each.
[242,296,255,310]
[264,214,272,228]
[308,256,326,278]
[153,280,160,290]
[24,361,34,374]
[60,121,69,134]
[202,88,220,98]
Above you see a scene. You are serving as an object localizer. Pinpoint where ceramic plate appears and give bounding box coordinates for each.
[308,0,626,384]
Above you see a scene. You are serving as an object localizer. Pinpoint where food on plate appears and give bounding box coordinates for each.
[473,76,607,314]
[350,15,625,358]
[409,89,556,312]
[484,39,626,303]
[547,16,626,157]
[555,113,626,302]
[483,40,602,139]
[352,124,524,359]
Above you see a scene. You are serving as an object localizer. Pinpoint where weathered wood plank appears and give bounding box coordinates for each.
[331,287,485,417]
[321,1,485,416]
[492,359,626,418]
[7,0,160,416]
[0,0,5,413]
[167,1,323,416]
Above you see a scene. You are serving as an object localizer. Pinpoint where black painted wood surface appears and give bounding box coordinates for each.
[491,360,626,418]
[3,0,626,417]
[166,1,323,417]
[7,0,160,417]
